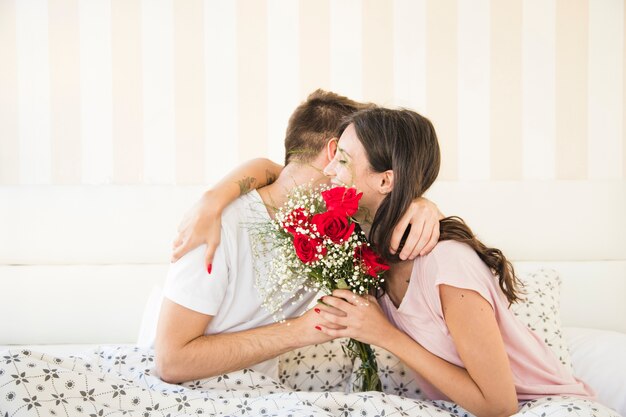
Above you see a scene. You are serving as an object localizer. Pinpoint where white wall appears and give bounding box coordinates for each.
[1,0,624,185]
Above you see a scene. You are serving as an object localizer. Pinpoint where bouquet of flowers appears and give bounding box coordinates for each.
[253,184,389,392]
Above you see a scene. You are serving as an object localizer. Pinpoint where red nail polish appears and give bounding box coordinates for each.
[207,264,212,274]
[314,308,320,314]
[315,326,322,331]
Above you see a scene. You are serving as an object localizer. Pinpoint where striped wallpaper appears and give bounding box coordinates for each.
[0,0,624,185]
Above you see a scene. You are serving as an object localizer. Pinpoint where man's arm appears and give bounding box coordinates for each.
[155,298,333,383]
[172,158,283,266]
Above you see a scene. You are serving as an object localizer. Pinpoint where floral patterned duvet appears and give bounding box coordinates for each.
[0,346,619,417]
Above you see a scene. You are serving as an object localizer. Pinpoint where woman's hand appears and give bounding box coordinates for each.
[390,197,443,260]
[289,306,345,347]
[171,158,283,270]
[315,290,397,348]
[171,190,222,271]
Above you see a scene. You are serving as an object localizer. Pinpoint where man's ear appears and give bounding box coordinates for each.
[326,138,338,162]
[379,170,394,194]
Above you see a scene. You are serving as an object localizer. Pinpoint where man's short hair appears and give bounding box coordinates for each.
[283,89,374,165]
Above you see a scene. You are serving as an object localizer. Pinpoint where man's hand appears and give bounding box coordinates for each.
[390,197,443,260]
[171,191,222,272]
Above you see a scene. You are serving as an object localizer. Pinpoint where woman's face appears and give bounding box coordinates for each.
[323,123,387,215]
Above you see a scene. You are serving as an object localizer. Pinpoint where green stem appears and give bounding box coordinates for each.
[350,339,382,392]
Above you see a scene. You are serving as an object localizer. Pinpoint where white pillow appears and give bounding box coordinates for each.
[136,285,163,348]
[564,326,626,417]
[510,269,573,370]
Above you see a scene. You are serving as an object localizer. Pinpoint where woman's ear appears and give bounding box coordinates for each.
[326,138,338,162]
[379,170,394,194]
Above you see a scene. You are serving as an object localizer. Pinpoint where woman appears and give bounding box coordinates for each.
[315,108,594,417]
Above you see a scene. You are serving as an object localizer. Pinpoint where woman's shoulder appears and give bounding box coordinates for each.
[426,239,479,262]
[418,240,498,306]
[420,240,493,284]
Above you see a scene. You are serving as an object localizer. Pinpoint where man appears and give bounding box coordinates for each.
[155,90,441,383]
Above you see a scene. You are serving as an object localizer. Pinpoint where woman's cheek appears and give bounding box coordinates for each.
[339,166,355,187]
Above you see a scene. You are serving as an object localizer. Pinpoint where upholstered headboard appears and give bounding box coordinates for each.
[1,181,624,344]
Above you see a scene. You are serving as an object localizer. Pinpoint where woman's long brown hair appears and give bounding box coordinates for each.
[340,108,522,305]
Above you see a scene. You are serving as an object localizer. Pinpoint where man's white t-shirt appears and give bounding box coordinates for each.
[162,190,316,379]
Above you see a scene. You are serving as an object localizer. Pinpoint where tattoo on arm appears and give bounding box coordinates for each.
[265,169,277,186]
[237,176,256,195]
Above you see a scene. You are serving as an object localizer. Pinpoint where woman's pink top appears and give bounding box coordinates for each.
[379,240,593,401]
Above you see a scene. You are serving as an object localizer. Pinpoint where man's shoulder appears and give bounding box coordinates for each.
[221,190,268,228]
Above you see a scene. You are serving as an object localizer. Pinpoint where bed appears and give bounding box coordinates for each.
[1,182,624,416]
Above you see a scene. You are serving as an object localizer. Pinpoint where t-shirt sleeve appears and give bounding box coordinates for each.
[162,241,230,316]
[430,241,496,317]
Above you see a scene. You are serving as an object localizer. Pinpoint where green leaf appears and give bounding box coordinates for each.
[336,279,349,289]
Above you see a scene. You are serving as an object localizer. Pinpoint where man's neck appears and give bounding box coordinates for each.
[257,162,326,218]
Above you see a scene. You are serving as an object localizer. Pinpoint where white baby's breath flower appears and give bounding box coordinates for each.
[250,182,385,322]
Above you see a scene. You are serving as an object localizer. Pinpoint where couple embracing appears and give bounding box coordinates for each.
[154,90,593,417]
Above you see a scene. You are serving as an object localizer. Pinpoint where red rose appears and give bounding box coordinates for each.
[293,233,327,264]
[282,207,310,235]
[311,210,355,243]
[355,245,390,277]
[321,187,363,217]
